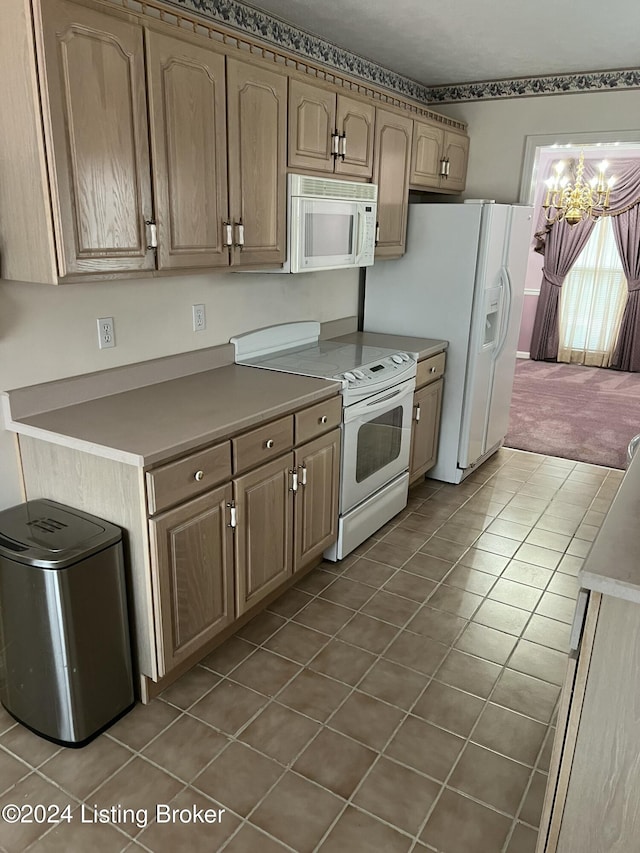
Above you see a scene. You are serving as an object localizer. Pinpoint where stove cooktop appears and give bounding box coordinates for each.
[243,340,401,378]
[231,323,417,404]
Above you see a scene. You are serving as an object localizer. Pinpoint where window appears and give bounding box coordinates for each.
[558,216,627,367]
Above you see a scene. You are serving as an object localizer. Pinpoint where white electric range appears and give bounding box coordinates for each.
[231,322,417,559]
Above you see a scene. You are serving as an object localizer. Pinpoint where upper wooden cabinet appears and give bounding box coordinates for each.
[1,0,286,282]
[373,108,413,259]
[36,0,156,278]
[410,120,469,193]
[227,59,287,267]
[442,128,470,192]
[145,29,229,270]
[288,78,374,178]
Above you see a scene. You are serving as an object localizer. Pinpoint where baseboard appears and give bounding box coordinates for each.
[517,351,530,359]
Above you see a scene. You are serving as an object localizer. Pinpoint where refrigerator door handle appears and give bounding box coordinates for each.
[493,265,512,360]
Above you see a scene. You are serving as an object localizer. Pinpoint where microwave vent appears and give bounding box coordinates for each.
[290,174,377,203]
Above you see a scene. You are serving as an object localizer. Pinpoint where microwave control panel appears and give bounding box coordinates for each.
[359,205,376,264]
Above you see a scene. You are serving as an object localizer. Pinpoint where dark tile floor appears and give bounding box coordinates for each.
[0,449,622,853]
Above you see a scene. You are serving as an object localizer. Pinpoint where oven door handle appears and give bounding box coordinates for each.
[344,377,416,423]
[365,387,406,407]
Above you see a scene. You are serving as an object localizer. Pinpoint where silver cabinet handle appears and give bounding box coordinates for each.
[145,219,157,250]
[319,415,328,424]
[265,439,274,449]
[234,222,245,248]
[194,470,204,481]
[290,469,298,492]
[430,366,437,373]
[223,221,233,247]
[439,158,448,178]
[331,131,339,157]
[227,501,237,528]
[415,405,421,423]
[339,133,346,160]
[299,464,307,486]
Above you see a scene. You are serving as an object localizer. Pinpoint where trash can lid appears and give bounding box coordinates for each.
[0,499,122,569]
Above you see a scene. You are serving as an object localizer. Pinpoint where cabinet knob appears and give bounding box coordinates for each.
[194,470,205,481]
[265,439,274,449]
[430,366,437,373]
[319,415,328,424]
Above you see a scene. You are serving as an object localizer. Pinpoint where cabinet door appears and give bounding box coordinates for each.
[227,58,287,267]
[234,453,294,615]
[335,95,374,178]
[410,120,444,189]
[373,108,413,259]
[294,429,341,572]
[288,78,336,173]
[149,484,234,676]
[409,379,443,484]
[442,128,469,192]
[39,0,154,276]
[145,29,229,270]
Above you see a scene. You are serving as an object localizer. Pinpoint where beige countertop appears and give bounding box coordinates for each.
[580,449,640,603]
[330,331,448,360]
[8,365,340,468]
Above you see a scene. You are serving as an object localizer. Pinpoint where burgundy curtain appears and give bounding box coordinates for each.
[531,157,640,363]
[529,217,596,360]
[611,204,640,371]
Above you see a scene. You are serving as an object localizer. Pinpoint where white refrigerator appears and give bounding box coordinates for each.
[364,201,533,484]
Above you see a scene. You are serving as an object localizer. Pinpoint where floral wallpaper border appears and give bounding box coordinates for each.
[428,69,640,104]
[139,0,640,105]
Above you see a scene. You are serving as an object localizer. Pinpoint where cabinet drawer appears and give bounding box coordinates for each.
[416,352,446,388]
[233,415,294,474]
[295,396,342,445]
[146,442,231,515]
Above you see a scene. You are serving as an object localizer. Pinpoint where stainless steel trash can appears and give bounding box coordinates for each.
[0,499,134,747]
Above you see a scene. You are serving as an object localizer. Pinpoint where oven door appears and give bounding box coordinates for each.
[341,377,415,514]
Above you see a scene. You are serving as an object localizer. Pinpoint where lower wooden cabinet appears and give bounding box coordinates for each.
[149,418,341,673]
[409,352,446,485]
[537,589,640,853]
[235,428,341,613]
[149,483,235,673]
[410,379,443,484]
[234,453,295,615]
[294,430,341,571]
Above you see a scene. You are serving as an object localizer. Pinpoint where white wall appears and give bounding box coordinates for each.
[437,89,640,203]
[0,268,359,509]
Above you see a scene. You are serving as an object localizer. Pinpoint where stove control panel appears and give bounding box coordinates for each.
[334,353,416,387]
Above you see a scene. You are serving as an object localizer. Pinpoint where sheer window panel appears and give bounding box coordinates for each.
[558,215,628,367]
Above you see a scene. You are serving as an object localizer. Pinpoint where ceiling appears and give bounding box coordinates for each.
[243,0,640,87]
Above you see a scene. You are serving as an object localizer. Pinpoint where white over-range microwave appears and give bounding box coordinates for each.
[285,174,378,273]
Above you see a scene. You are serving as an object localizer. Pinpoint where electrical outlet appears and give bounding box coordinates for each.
[97,317,115,349]
[192,304,206,332]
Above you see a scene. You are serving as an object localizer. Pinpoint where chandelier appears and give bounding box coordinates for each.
[542,151,615,226]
